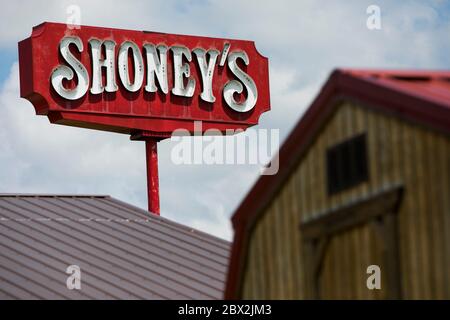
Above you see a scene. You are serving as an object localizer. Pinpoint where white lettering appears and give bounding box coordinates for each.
[144,43,169,94]
[89,38,118,94]
[51,37,259,113]
[193,48,219,103]
[223,51,258,113]
[118,41,144,92]
[171,46,195,97]
[51,36,89,100]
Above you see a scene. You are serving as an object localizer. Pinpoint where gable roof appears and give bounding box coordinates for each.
[0,194,229,299]
[225,68,450,299]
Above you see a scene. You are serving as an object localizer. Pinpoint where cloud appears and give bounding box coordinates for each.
[0,0,449,241]
[0,63,146,202]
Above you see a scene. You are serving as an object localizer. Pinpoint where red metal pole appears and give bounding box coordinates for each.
[145,139,160,215]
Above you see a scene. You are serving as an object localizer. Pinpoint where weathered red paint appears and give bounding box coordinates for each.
[18,22,271,216]
[146,139,160,215]
[18,22,270,136]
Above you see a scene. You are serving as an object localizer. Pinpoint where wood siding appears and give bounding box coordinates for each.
[240,101,450,299]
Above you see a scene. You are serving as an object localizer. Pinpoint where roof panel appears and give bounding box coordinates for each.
[0,194,229,300]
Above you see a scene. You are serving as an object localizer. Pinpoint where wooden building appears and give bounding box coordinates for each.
[225,69,450,299]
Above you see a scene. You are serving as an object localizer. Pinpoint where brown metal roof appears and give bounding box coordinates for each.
[0,194,230,299]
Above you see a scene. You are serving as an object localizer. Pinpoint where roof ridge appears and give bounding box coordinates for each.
[0,194,230,245]
[107,196,231,246]
[338,68,450,81]
[0,193,110,198]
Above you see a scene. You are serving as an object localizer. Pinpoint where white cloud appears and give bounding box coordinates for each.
[0,0,449,241]
[0,63,146,197]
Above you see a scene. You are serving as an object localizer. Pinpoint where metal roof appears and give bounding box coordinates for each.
[225,68,450,298]
[0,194,230,299]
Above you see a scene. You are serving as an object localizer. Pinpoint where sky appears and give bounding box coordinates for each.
[0,0,449,240]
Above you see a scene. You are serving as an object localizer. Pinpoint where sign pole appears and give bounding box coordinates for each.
[19,22,271,217]
[145,138,160,215]
[131,131,168,216]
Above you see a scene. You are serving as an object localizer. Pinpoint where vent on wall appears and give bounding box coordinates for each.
[326,133,369,195]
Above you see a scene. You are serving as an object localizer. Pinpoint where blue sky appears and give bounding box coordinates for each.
[0,0,449,240]
[0,49,16,83]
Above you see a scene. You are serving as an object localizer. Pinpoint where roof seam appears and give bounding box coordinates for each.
[0,225,160,299]
[59,197,230,264]
[3,198,219,297]
[107,197,231,248]
[0,194,110,198]
[51,199,229,271]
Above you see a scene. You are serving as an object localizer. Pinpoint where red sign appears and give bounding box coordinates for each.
[18,22,270,137]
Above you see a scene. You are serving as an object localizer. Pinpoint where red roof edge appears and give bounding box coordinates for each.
[225,68,450,299]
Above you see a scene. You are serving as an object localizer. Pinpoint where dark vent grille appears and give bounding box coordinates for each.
[326,134,368,195]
